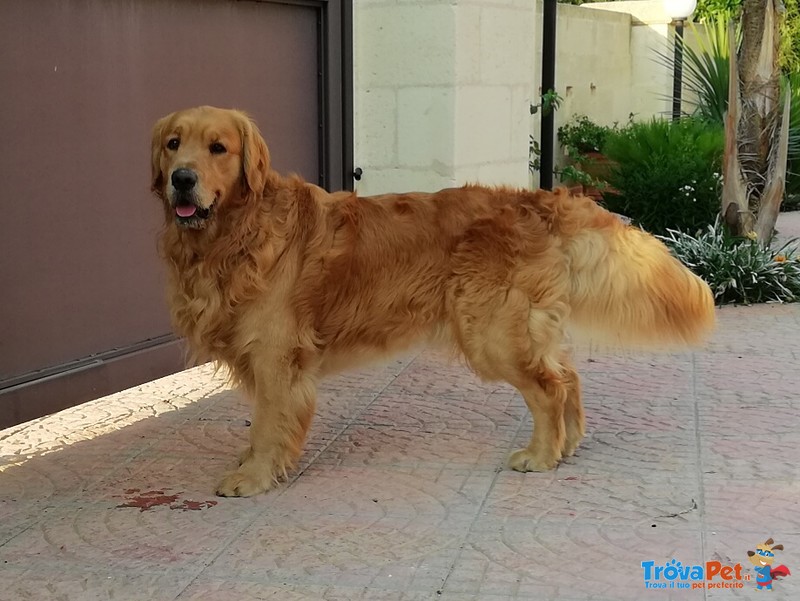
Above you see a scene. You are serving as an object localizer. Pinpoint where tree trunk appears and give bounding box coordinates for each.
[721,0,787,244]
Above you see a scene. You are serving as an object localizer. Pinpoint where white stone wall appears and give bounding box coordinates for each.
[354,0,536,196]
[582,0,675,121]
[530,1,681,172]
[536,4,636,129]
[353,0,697,195]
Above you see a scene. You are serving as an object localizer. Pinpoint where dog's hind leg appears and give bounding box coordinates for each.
[506,367,568,472]
[561,358,585,458]
[453,284,572,472]
[505,353,584,470]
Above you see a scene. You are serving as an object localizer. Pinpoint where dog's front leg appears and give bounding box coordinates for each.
[216,359,317,497]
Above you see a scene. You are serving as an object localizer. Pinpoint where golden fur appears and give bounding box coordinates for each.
[151,106,716,497]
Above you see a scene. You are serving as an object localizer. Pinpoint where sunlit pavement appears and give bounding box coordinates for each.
[3,215,800,601]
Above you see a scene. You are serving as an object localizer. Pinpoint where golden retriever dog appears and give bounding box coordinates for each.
[150,106,715,497]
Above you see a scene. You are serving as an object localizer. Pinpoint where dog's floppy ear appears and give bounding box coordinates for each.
[150,112,174,194]
[237,112,271,195]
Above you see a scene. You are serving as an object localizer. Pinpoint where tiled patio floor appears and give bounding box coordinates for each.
[2,214,800,600]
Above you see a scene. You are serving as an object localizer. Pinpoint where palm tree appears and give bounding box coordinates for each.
[722,0,791,243]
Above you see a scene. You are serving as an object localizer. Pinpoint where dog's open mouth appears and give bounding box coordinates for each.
[173,199,214,228]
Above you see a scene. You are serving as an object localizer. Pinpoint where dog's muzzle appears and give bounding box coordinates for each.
[169,168,214,228]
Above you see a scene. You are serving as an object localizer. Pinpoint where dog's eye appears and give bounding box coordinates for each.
[209,142,227,155]
[166,138,180,150]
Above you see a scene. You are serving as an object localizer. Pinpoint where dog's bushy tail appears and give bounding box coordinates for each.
[563,200,716,348]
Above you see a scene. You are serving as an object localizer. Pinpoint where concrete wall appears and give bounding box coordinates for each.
[353,0,536,196]
[536,4,637,130]
[581,0,678,121]
[353,0,696,195]
[527,1,680,183]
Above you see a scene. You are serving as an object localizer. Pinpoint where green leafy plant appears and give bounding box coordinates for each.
[786,71,800,204]
[692,0,740,22]
[692,0,800,74]
[656,16,735,124]
[558,164,605,189]
[529,89,564,175]
[557,114,612,155]
[529,137,541,174]
[530,89,563,117]
[554,115,620,189]
[660,218,800,304]
[782,0,800,74]
[601,118,724,235]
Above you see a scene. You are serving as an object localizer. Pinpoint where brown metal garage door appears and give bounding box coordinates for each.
[0,0,352,428]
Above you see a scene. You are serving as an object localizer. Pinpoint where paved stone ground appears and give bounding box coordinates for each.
[2,217,800,600]
[774,209,800,246]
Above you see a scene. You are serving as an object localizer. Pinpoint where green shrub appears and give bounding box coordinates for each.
[601,118,724,235]
[692,0,800,74]
[692,0,740,22]
[782,0,800,75]
[787,72,800,203]
[557,114,613,155]
[554,114,620,190]
[660,219,800,305]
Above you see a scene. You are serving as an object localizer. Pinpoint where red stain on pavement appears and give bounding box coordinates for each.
[116,490,180,511]
[116,489,218,512]
[174,499,218,511]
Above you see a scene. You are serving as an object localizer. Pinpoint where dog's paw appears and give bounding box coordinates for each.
[217,448,292,497]
[215,471,274,497]
[507,448,559,472]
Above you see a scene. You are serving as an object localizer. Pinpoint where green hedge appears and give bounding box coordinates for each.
[601,118,724,235]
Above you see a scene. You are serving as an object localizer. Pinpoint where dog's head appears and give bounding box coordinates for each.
[150,106,270,229]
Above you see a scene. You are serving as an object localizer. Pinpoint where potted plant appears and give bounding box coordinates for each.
[557,114,609,155]
[556,115,616,199]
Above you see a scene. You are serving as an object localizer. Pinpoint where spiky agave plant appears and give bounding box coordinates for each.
[655,15,740,124]
[660,218,800,305]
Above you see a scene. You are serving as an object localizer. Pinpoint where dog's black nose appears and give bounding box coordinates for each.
[171,168,197,192]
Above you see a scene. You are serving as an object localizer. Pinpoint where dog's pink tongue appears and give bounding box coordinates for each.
[176,204,197,218]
